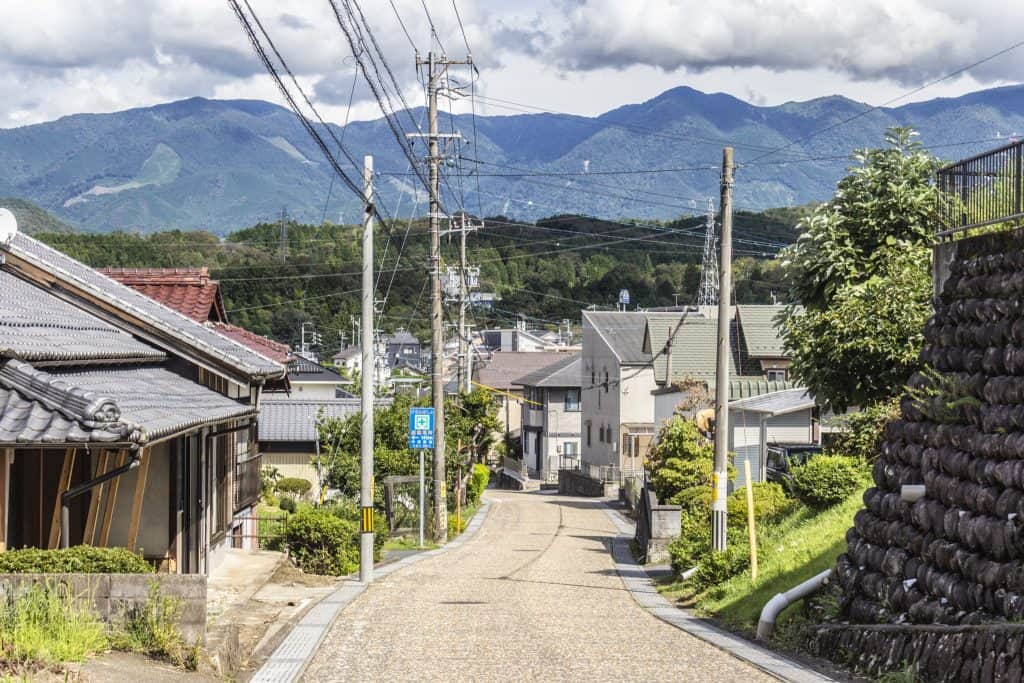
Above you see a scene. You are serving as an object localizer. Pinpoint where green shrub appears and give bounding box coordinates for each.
[277,477,312,496]
[827,398,900,461]
[694,542,750,588]
[323,499,388,560]
[467,463,490,504]
[791,454,869,507]
[0,580,108,665]
[726,482,794,526]
[284,507,359,576]
[111,583,198,669]
[278,496,297,513]
[0,546,153,574]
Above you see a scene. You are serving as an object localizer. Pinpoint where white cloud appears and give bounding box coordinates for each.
[0,0,1019,129]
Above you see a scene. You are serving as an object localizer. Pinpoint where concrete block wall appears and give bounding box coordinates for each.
[0,573,207,644]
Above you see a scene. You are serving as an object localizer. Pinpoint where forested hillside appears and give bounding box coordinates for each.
[34,207,798,351]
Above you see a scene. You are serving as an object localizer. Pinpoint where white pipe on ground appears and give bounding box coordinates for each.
[756,568,833,641]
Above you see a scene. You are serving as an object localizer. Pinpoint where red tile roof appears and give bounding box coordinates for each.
[211,323,291,364]
[100,267,226,323]
[100,267,291,365]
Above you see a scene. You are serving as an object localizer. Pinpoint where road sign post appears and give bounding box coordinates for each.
[419,450,425,548]
[409,407,435,546]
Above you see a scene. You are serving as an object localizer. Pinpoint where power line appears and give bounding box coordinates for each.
[746,38,1024,164]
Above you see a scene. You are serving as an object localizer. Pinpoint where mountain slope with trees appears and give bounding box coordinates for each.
[1,84,1023,231]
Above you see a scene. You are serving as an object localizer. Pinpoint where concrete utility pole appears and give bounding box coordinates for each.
[412,51,472,541]
[712,147,734,553]
[279,207,288,263]
[452,212,482,394]
[360,155,375,582]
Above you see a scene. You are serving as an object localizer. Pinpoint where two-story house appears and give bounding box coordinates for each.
[512,353,582,481]
[0,225,286,574]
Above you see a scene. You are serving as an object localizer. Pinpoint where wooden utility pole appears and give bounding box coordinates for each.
[413,51,472,541]
[712,147,734,553]
[360,155,375,581]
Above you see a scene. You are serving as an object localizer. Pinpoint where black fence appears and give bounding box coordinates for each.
[937,139,1024,238]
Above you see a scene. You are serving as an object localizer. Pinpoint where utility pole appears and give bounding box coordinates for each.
[279,207,288,263]
[413,51,472,542]
[712,147,734,553]
[360,155,375,582]
[446,212,482,394]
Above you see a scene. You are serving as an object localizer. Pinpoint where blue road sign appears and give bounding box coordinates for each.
[408,407,435,450]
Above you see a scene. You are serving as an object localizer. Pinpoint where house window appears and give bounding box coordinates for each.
[766,369,787,382]
[564,388,581,412]
[603,370,609,393]
[586,421,592,447]
[563,442,579,457]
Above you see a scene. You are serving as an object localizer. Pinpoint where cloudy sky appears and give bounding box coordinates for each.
[0,0,1020,129]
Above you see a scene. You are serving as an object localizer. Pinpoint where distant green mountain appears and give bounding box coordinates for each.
[2,85,1024,232]
[0,197,74,234]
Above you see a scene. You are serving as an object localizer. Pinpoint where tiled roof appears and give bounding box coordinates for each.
[259,399,391,442]
[100,267,226,323]
[0,359,255,445]
[3,233,284,379]
[643,312,761,384]
[332,347,360,361]
[512,353,581,388]
[475,351,573,390]
[288,357,350,383]
[736,305,789,359]
[385,330,420,346]
[210,323,291,365]
[0,270,165,364]
[583,311,652,365]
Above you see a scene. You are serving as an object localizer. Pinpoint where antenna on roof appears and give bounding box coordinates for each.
[0,208,17,247]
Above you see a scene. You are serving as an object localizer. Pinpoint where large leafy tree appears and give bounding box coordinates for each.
[779,128,938,411]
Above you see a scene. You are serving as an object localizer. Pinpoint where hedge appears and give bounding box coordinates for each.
[276,477,313,496]
[0,547,154,574]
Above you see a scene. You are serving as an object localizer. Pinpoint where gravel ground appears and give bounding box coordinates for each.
[303,491,773,682]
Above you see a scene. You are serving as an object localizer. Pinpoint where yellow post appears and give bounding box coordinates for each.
[744,459,758,581]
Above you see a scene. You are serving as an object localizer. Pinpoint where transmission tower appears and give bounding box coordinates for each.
[697,198,719,311]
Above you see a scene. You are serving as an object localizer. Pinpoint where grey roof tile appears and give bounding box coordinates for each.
[512,353,581,388]
[4,233,285,379]
[583,311,652,364]
[0,359,255,445]
[259,399,392,442]
[475,351,574,390]
[0,270,165,363]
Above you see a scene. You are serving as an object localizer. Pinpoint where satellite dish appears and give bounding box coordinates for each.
[0,208,17,246]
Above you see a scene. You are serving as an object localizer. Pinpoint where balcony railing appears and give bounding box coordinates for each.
[234,452,263,512]
[937,139,1024,239]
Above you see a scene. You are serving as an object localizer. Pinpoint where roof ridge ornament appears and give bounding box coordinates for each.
[0,208,17,247]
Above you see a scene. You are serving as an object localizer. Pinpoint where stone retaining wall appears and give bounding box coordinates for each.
[558,468,616,497]
[810,622,1024,682]
[0,573,207,643]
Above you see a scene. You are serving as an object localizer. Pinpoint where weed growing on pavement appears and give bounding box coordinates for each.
[0,580,107,670]
[111,583,198,670]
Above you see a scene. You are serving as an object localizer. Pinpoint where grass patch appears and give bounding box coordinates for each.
[383,536,439,551]
[110,583,199,669]
[0,580,107,671]
[659,488,865,635]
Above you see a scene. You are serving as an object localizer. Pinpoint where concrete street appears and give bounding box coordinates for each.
[303,490,773,682]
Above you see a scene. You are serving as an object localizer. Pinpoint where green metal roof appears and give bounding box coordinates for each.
[736,305,788,359]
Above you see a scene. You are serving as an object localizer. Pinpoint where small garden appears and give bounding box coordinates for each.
[649,405,889,638]
[0,547,197,679]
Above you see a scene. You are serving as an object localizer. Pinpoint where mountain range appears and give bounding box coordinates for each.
[2,84,1024,233]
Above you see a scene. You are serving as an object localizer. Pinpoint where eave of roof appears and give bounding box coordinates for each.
[3,233,285,381]
[0,359,255,445]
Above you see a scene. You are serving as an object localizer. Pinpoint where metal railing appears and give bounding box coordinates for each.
[581,461,620,483]
[937,139,1024,238]
[234,453,262,512]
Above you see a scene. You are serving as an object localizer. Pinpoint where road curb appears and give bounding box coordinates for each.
[601,507,834,683]
[250,498,494,683]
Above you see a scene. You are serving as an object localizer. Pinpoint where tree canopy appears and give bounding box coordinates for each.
[778,128,939,411]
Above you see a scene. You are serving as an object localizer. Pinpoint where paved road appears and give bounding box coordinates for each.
[303,491,772,682]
